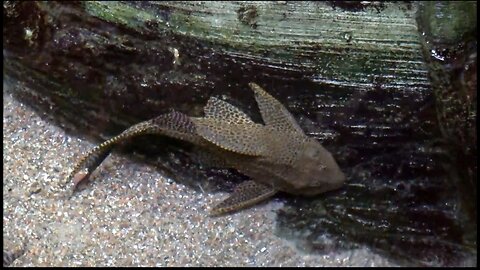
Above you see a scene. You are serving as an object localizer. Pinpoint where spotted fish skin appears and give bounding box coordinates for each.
[68,83,346,215]
[67,111,205,189]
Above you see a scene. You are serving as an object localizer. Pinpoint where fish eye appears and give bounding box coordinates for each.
[305,147,320,158]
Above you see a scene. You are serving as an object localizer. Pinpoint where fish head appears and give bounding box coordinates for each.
[291,138,346,195]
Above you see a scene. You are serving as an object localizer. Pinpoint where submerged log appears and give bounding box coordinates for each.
[416,1,477,230]
[3,1,476,266]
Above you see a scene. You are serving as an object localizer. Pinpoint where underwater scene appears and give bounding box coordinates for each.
[3,1,476,266]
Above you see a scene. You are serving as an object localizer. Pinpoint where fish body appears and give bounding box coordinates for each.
[68,83,345,215]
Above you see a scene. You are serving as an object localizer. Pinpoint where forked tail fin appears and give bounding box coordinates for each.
[66,111,202,192]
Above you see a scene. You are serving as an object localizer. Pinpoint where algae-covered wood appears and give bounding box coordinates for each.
[84,1,430,91]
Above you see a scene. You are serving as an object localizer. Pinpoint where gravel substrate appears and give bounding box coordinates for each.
[3,90,397,267]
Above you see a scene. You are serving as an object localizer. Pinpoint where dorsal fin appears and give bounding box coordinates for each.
[191,117,266,156]
[204,97,254,124]
[248,83,305,135]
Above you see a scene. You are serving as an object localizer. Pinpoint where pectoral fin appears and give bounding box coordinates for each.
[204,97,254,124]
[248,82,305,135]
[210,180,277,216]
[192,118,267,156]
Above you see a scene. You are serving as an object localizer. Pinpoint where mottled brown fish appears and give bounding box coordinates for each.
[67,83,346,215]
